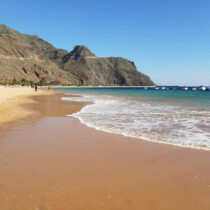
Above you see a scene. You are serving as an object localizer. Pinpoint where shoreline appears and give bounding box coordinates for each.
[61,90,210,152]
[1,87,207,152]
[0,88,210,209]
[70,116,210,152]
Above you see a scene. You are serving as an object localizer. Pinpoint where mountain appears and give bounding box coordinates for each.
[0,24,154,86]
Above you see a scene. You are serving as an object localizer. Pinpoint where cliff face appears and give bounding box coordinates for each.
[0,24,154,86]
[60,46,153,85]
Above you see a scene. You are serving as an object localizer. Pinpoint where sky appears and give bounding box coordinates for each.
[0,0,210,86]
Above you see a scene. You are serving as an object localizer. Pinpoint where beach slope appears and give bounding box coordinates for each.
[0,86,52,125]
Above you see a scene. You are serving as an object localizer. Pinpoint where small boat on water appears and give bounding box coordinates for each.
[161,87,166,90]
[192,87,197,91]
[155,87,159,90]
[183,86,188,91]
[201,86,207,91]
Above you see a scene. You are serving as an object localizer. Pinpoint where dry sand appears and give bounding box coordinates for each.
[0,91,210,210]
[0,86,53,126]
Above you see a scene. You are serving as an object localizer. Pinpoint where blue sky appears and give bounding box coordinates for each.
[0,0,210,85]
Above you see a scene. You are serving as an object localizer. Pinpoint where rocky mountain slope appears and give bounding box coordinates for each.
[0,24,154,86]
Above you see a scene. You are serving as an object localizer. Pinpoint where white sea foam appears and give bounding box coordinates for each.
[62,94,210,150]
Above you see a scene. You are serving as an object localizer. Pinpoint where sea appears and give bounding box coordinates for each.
[55,87,210,150]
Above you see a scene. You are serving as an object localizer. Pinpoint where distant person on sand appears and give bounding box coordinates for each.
[35,84,38,92]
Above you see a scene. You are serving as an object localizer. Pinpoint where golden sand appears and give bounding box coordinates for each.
[0,86,53,125]
[0,92,210,210]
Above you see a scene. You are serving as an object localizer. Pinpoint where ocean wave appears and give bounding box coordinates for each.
[62,94,210,150]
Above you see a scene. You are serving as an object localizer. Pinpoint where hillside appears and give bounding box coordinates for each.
[0,24,154,86]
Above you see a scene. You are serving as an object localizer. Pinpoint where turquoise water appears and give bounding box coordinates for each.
[55,87,210,150]
[57,87,210,109]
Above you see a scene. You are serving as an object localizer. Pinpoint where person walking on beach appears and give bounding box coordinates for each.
[35,84,38,92]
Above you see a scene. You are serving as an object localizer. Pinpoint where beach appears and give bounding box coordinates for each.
[0,88,210,210]
[0,86,53,126]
